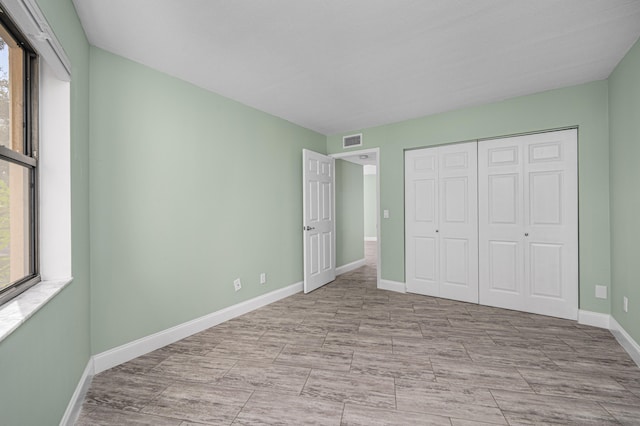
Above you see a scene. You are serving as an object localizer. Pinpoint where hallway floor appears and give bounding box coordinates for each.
[76,243,640,425]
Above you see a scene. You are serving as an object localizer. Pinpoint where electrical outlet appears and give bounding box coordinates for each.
[595,285,607,299]
[623,296,628,313]
[260,273,266,284]
[233,278,242,292]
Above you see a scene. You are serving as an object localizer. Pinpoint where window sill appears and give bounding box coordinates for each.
[0,277,74,343]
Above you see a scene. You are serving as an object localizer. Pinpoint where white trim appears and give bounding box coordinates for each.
[610,317,640,367]
[2,0,71,80]
[379,279,406,293]
[336,259,366,276]
[363,165,377,175]
[93,281,303,374]
[40,62,72,282]
[364,237,377,242]
[0,38,73,344]
[375,149,381,290]
[578,310,611,329]
[59,358,94,426]
[576,312,640,368]
[0,278,73,343]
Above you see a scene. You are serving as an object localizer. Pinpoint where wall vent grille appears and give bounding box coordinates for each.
[343,133,363,148]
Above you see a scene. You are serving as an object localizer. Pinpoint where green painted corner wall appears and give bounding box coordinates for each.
[327,81,611,314]
[0,0,91,424]
[609,38,640,343]
[364,174,377,239]
[89,48,326,353]
[336,160,364,267]
[0,285,89,424]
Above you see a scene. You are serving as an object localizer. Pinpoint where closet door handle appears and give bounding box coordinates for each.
[435,229,439,233]
[524,233,529,237]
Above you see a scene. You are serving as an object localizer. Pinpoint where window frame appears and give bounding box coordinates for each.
[0,9,40,307]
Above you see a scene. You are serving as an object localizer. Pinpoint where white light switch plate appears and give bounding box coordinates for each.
[595,285,607,299]
[383,209,389,219]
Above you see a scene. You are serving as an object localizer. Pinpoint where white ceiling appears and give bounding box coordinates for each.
[73,0,640,135]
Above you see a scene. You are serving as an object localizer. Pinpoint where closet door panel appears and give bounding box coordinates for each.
[529,242,563,297]
[414,237,437,282]
[405,149,439,296]
[438,142,478,303]
[479,139,525,310]
[488,174,519,225]
[442,237,469,285]
[488,240,520,293]
[405,142,478,303]
[523,130,578,320]
[479,129,578,320]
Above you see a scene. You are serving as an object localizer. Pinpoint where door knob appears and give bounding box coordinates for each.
[524,233,529,237]
[304,226,316,231]
[435,229,439,233]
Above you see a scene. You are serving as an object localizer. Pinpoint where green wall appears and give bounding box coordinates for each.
[327,81,611,314]
[335,160,364,267]
[0,0,91,424]
[609,38,640,343]
[364,173,377,239]
[89,48,326,353]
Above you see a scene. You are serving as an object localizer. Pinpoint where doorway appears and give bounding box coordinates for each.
[331,148,381,289]
[363,164,377,269]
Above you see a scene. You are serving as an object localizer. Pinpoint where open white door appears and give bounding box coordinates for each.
[303,149,336,293]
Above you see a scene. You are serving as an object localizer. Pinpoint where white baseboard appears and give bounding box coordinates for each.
[578,310,611,329]
[59,358,94,426]
[610,317,640,367]
[335,259,366,276]
[364,237,377,242]
[379,279,405,293]
[93,281,303,374]
[577,311,640,368]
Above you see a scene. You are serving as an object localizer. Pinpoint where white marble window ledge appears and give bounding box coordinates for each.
[0,278,74,343]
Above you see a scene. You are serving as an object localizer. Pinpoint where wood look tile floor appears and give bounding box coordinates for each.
[77,243,640,425]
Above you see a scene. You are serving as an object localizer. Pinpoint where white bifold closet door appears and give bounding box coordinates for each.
[405,142,478,303]
[478,129,578,320]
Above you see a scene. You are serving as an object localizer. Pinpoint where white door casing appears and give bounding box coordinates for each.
[478,129,578,319]
[405,142,478,303]
[303,149,336,293]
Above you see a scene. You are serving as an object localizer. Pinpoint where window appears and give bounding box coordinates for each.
[0,11,39,306]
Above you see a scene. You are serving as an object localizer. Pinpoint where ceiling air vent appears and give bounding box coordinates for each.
[343,133,363,148]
